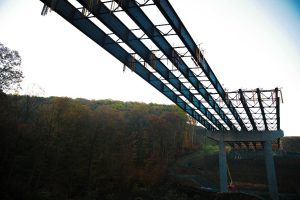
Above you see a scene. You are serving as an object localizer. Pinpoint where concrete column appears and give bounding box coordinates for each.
[264,140,279,200]
[219,136,228,192]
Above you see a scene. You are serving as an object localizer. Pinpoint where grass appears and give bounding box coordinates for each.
[202,144,219,154]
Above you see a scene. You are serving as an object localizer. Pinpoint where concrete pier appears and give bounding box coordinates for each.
[218,136,228,192]
[205,130,283,199]
[264,140,279,200]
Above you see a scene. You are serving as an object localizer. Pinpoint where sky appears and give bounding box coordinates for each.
[0,0,299,136]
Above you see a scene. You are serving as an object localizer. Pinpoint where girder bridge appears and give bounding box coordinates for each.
[39,1,283,199]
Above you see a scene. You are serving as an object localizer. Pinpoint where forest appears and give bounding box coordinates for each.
[0,93,203,200]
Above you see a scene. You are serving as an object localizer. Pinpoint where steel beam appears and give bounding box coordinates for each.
[275,88,280,130]
[256,88,269,131]
[76,0,226,130]
[153,0,247,130]
[114,0,236,131]
[39,0,217,130]
[239,89,257,131]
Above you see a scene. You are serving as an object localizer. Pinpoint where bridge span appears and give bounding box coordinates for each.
[39,1,283,199]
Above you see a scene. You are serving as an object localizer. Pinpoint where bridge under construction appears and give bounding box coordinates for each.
[39,0,284,199]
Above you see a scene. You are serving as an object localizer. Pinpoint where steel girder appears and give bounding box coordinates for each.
[226,88,280,131]
[39,0,217,130]
[153,0,247,131]
[114,0,236,131]
[76,0,226,130]
[275,88,280,130]
[257,88,269,131]
[238,89,257,131]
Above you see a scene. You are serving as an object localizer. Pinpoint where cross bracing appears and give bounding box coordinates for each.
[224,88,282,132]
[40,0,282,134]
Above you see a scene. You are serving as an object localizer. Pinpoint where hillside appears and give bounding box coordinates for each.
[1,94,299,200]
[0,94,203,199]
[281,137,300,152]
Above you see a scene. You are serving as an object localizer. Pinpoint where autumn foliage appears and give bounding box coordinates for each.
[0,95,198,199]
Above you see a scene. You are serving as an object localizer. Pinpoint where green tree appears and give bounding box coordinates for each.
[0,42,23,93]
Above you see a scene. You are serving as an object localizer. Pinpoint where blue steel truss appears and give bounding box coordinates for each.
[152,0,247,131]
[39,0,217,130]
[39,0,282,134]
[239,89,257,131]
[257,88,269,131]
[113,0,237,131]
[224,89,281,131]
[76,0,226,130]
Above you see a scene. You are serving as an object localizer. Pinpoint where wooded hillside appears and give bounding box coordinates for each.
[0,94,200,199]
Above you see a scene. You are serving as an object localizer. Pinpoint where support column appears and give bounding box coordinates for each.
[264,140,279,200]
[219,136,228,192]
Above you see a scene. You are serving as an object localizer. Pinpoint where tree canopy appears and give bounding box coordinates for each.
[0,96,207,199]
[0,42,23,93]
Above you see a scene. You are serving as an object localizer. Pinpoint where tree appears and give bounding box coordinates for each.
[0,42,23,93]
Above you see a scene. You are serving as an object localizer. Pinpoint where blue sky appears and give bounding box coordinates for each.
[260,0,300,56]
[0,0,299,136]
